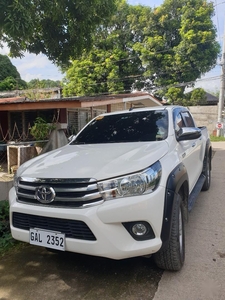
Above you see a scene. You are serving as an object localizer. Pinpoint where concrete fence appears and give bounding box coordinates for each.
[189,105,218,135]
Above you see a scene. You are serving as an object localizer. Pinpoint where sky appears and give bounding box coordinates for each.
[0,0,224,92]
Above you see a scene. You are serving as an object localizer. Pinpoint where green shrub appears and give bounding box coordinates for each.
[210,135,225,142]
[0,200,14,251]
[30,117,54,141]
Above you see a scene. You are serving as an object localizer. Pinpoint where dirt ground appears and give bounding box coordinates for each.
[0,244,162,300]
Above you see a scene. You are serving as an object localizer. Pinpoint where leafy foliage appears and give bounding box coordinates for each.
[134,0,220,93]
[186,88,207,106]
[0,54,27,91]
[18,79,62,100]
[0,76,27,91]
[27,79,61,89]
[165,87,207,105]
[30,117,55,141]
[0,0,116,66]
[0,54,20,80]
[63,0,220,101]
[0,201,14,251]
[63,1,151,96]
[1,0,218,102]
[165,87,185,105]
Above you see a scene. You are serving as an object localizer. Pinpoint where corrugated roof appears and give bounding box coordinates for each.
[0,87,61,98]
[0,97,26,104]
[0,92,161,105]
[205,92,218,104]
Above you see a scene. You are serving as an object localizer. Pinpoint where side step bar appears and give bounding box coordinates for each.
[188,174,206,211]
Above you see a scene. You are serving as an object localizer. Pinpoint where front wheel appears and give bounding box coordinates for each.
[153,193,185,271]
[202,156,211,191]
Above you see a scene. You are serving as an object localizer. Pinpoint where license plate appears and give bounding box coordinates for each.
[30,228,65,251]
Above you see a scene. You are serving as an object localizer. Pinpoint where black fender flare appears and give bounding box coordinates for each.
[160,163,189,250]
[202,138,212,173]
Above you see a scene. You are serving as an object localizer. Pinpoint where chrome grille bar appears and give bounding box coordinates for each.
[55,191,102,202]
[16,177,104,208]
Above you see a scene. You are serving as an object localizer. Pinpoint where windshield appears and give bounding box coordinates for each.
[71,110,168,144]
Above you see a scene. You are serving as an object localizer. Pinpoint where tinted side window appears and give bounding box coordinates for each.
[174,112,184,131]
[181,112,195,127]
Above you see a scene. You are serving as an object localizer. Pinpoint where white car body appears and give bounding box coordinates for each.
[9,106,211,269]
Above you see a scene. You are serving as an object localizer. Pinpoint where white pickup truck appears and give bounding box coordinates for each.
[9,105,212,271]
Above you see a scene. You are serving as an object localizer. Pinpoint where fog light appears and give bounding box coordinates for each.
[132,223,147,236]
[123,221,155,241]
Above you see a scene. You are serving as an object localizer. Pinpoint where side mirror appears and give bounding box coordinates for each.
[177,127,202,141]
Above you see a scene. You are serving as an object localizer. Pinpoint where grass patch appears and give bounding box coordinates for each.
[0,200,18,254]
[210,135,225,142]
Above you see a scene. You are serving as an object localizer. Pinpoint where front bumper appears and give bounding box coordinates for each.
[9,186,165,259]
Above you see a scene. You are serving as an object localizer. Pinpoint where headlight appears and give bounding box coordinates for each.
[98,161,162,200]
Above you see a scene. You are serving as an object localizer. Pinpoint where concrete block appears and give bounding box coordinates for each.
[0,180,13,201]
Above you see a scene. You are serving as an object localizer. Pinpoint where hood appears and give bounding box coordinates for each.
[18,141,169,180]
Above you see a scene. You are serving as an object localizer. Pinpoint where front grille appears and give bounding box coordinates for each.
[13,212,96,241]
[16,177,104,208]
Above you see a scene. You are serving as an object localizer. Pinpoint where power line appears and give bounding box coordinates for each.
[58,35,223,83]
[214,0,221,35]
[63,73,223,98]
[214,1,225,6]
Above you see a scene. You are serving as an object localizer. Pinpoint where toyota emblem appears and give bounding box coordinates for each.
[35,186,56,204]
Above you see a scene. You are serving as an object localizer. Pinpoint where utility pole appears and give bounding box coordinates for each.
[217,18,225,137]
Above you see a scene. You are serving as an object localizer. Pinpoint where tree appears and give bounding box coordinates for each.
[165,87,207,106]
[27,79,61,89]
[0,54,20,81]
[0,76,27,91]
[0,76,17,91]
[0,0,116,66]
[63,0,220,99]
[186,88,207,106]
[165,87,184,105]
[134,0,220,95]
[0,54,27,91]
[63,1,151,96]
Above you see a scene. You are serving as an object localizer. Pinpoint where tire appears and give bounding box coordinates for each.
[202,155,211,191]
[154,193,185,271]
